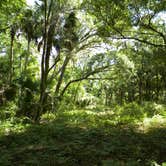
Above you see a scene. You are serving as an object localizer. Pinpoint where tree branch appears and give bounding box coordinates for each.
[111,36,165,47]
[60,65,112,97]
[48,52,61,74]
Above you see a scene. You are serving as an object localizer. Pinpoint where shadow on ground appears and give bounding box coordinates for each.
[0,115,166,166]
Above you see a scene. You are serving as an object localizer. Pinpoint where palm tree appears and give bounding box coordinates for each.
[21,9,35,73]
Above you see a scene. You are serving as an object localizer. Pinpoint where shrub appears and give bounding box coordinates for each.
[112,102,145,124]
[0,101,17,121]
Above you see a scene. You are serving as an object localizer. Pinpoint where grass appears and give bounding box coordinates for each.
[0,102,166,166]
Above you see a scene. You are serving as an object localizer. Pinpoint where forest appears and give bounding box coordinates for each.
[0,0,166,165]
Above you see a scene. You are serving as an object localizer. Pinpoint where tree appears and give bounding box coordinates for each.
[32,0,114,120]
[0,0,26,85]
[82,0,166,48]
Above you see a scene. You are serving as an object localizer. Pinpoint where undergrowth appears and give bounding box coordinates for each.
[0,102,166,166]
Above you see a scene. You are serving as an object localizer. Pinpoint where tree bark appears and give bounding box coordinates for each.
[60,65,111,98]
[55,55,70,95]
[9,27,15,86]
[24,38,31,73]
[35,1,57,121]
[35,0,47,122]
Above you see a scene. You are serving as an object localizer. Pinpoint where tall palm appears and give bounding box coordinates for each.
[21,9,35,73]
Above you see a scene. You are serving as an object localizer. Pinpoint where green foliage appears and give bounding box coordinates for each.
[111,102,166,125]
[0,56,10,84]
[41,113,56,122]
[0,102,17,121]
[113,102,145,124]
[0,104,166,165]
[4,85,17,101]
[102,159,140,166]
[0,0,166,165]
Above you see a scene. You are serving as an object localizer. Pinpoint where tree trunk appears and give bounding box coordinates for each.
[55,55,71,95]
[35,1,57,121]
[24,39,31,73]
[9,27,15,86]
[138,78,142,104]
[34,0,47,122]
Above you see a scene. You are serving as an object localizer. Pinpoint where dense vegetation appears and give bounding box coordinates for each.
[0,0,166,165]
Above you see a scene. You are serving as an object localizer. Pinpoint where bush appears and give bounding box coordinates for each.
[0,102,17,121]
[112,102,145,124]
[112,102,166,125]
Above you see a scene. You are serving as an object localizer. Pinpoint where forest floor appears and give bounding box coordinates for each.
[0,103,166,166]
